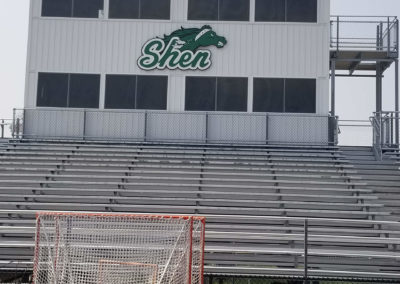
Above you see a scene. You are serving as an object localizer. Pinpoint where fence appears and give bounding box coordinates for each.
[371,111,400,159]
[14,108,338,146]
[330,16,399,56]
[0,118,22,139]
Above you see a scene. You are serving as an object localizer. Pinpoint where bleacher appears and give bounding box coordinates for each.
[0,140,399,281]
[342,147,400,221]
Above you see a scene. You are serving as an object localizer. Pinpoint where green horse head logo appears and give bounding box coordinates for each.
[161,25,227,52]
[138,25,227,71]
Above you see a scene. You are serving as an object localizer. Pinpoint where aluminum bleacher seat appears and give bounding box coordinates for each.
[0,140,399,280]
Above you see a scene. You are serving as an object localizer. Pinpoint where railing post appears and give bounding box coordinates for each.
[0,119,4,139]
[16,118,20,139]
[388,17,391,56]
[83,109,87,140]
[205,112,209,144]
[395,59,399,147]
[304,218,308,284]
[266,114,269,145]
[12,108,16,138]
[144,111,148,142]
[336,16,339,51]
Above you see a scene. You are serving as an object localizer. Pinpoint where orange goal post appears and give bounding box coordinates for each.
[32,212,205,284]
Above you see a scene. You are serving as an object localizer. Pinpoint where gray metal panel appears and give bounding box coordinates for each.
[23,109,84,138]
[85,111,146,140]
[146,112,207,142]
[208,113,267,144]
[269,115,329,144]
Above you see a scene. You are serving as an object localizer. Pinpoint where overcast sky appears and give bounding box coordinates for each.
[0,0,399,144]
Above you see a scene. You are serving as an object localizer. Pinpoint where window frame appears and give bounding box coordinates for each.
[187,0,250,22]
[36,72,101,109]
[41,0,104,19]
[255,0,318,23]
[108,0,171,20]
[104,74,168,111]
[185,76,248,112]
[253,77,316,114]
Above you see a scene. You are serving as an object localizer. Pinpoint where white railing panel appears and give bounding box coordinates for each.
[207,113,267,144]
[147,112,207,142]
[269,115,329,144]
[24,109,84,138]
[85,111,145,140]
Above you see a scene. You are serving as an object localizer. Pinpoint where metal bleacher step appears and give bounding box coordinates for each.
[0,141,398,280]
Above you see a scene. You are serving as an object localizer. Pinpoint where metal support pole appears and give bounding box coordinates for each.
[304,219,309,284]
[331,60,336,116]
[388,17,391,56]
[376,62,383,113]
[395,59,399,147]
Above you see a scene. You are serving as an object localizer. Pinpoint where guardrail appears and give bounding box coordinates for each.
[0,118,22,139]
[371,111,400,159]
[338,120,373,146]
[331,16,399,56]
[13,108,339,146]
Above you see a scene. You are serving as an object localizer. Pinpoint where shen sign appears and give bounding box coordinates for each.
[138,25,227,71]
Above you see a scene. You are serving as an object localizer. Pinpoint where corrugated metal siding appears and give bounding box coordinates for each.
[25,0,330,115]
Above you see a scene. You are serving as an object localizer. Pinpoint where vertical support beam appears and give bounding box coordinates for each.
[395,59,399,146]
[304,219,309,284]
[376,62,383,113]
[331,60,336,116]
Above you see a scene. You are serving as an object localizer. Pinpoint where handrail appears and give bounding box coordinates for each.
[330,16,399,56]
[371,111,400,160]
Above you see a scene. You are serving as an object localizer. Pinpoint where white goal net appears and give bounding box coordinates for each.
[33,212,205,284]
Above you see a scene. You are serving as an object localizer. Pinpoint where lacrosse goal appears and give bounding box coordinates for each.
[32,212,205,284]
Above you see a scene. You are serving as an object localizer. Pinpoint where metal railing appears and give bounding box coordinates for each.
[331,16,399,56]
[13,108,339,146]
[338,119,373,146]
[371,111,400,159]
[204,215,400,281]
[0,118,22,139]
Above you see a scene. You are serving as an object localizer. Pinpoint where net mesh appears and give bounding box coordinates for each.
[33,213,205,284]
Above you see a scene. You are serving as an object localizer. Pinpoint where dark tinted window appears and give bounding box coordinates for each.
[73,0,103,18]
[109,0,170,19]
[109,0,139,19]
[219,0,249,21]
[105,75,136,109]
[188,0,218,21]
[140,0,170,19]
[285,79,316,113]
[69,74,100,108]
[185,77,216,111]
[253,78,284,112]
[37,73,69,107]
[255,0,285,22]
[42,0,72,17]
[287,0,317,22]
[136,76,168,110]
[217,78,248,112]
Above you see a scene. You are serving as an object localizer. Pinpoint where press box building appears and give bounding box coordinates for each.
[23,0,333,145]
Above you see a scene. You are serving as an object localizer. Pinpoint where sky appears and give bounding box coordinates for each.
[0,0,399,145]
